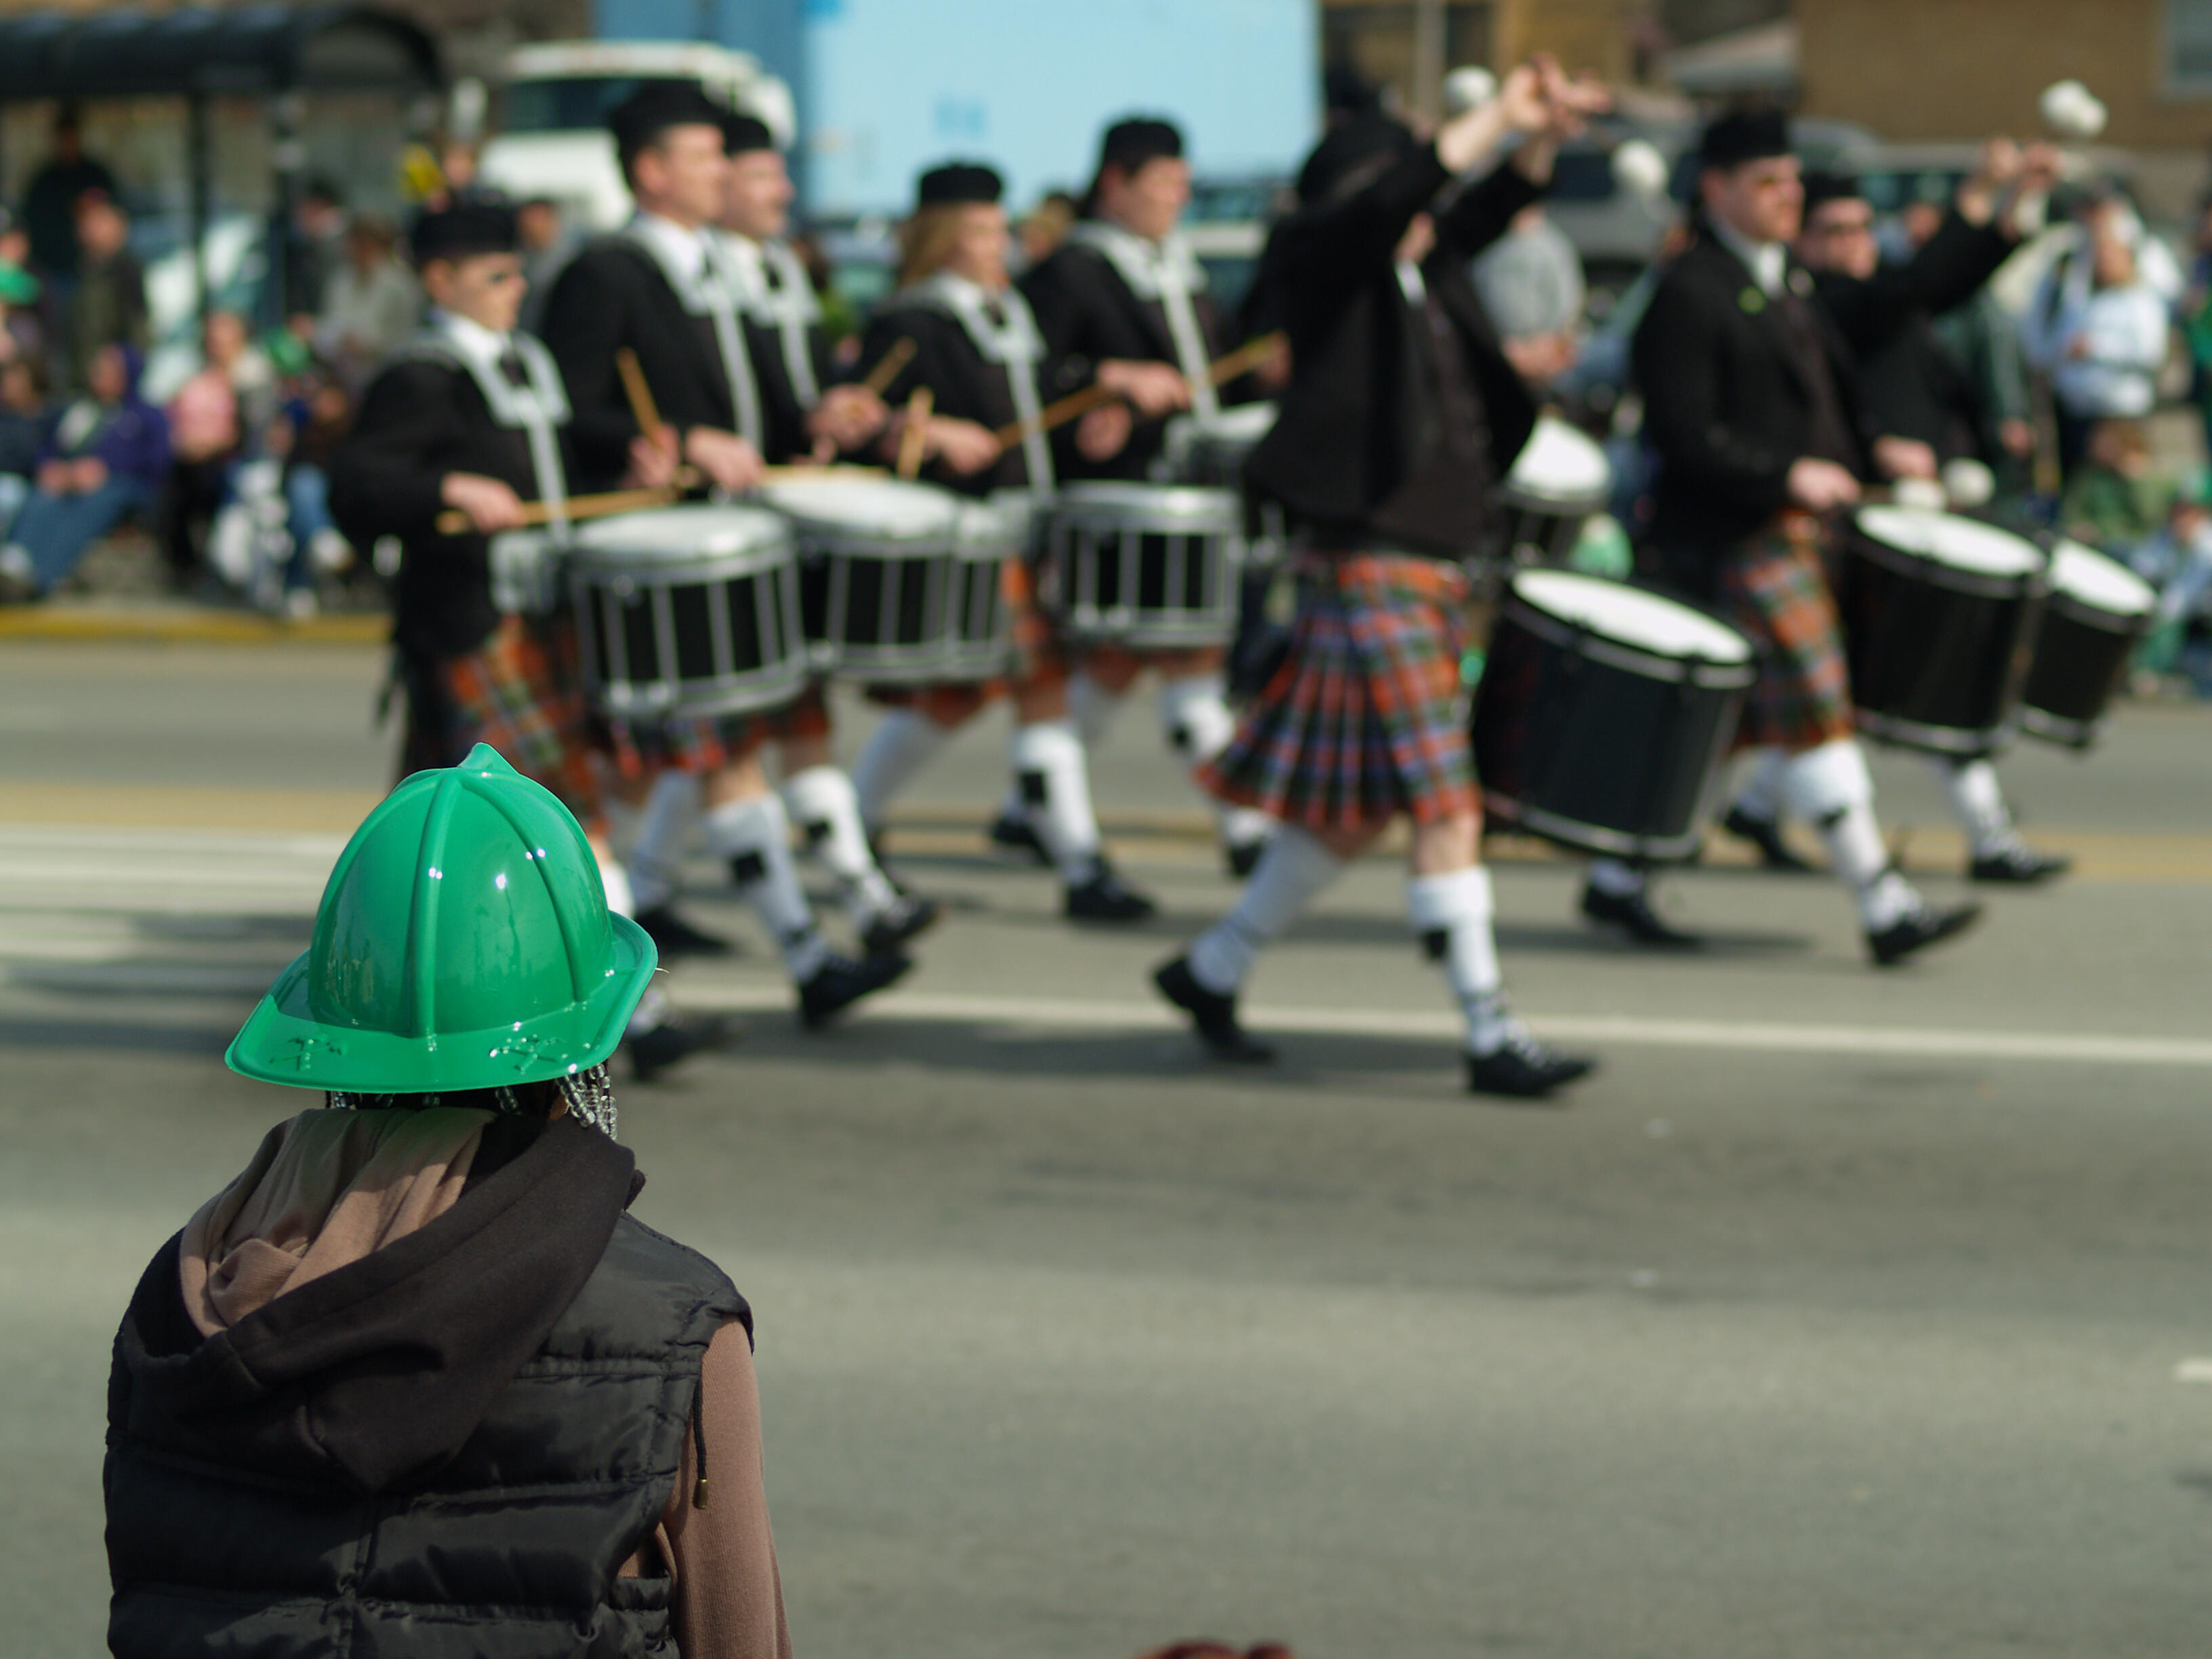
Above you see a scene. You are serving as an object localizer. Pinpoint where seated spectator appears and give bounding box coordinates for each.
[161,310,276,588]
[0,210,52,368]
[0,356,50,535]
[2060,417,2171,559]
[313,217,419,387]
[58,190,148,393]
[0,342,168,601]
[262,368,356,617]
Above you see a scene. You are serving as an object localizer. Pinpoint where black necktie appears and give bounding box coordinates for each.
[983,297,1007,329]
[497,346,529,388]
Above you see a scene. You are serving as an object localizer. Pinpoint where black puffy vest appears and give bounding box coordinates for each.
[105,1214,745,1658]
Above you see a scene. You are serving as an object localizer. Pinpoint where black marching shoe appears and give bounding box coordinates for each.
[1153,956,1275,1063]
[634,904,737,960]
[627,1012,741,1082]
[1225,836,1270,880]
[861,893,942,956]
[987,810,1050,865]
[1465,1029,1597,1101]
[1969,841,2073,884]
[1580,879,1703,949]
[1720,805,1818,872]
[1065,857,1158,923]
[798,950,913,1029]
[1867,899,1984,966]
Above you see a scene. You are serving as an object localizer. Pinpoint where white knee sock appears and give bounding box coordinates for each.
[701,793,829,982]
[1733,746,1790,822]
[782,764,900,927]
[1785,739,1914,930]
[1159,671,1273,850]
[1010,718,1104,882]
[596,854,635,919]
[1069,670,1122,749]
[625,982,670,1038]
[1406,866,1515,1054]
[1938,757,2014,855]
[1187,826,1345,993]
[626,769,699,914]
[852,709,954,832]
[1586,857,1645,897]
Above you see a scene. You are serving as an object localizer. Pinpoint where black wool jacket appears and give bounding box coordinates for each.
[1243,142,1542,543]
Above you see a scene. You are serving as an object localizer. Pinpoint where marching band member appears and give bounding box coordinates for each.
[1717,157,2072,887]
[1616,108,1983,965]
[1014,115,1277,878]
[844,161,1158,922]
[1153,61,1602,1099]
[538,83,909,1028]
[329,199,730,1078]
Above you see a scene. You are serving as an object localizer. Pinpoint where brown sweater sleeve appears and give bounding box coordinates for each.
[663,1316,792,1659]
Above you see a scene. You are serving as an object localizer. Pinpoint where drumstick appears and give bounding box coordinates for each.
[987,332,1286,447]
[615,348,664,445]
[895,386,933,480]
[857,337,916,398]
[434,484,679,535]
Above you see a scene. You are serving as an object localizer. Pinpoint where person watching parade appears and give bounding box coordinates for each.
[102,747,792,1659]
[1154,57,1607,1100]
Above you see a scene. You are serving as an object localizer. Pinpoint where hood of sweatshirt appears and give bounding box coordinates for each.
[111,1111,638,1494]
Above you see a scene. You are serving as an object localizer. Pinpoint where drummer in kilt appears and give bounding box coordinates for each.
[1617,108,1985,965]
[538,83,918,1029]
[1011,115,1278,879]
[841,160,1158,923]
[1153,60,1603,1100]
[1714,152,2072,888]
[329,200,732,1078]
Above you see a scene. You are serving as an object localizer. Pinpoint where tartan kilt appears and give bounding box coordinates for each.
[1202,551,1477,830]
[1714,514,1856,754]
[599,679,834,780]
[401,615,603,823]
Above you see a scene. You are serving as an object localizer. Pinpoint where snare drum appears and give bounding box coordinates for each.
[569,505,805,720]
[758,476,968,683]
[2020,537,2155,749]
[1165,403,1278,489]
[1472,569,1755,863]
[1042,483,1244,647]
[1496,416,1611,566]
[938,495,1024,681]
[1840,505,2046,755]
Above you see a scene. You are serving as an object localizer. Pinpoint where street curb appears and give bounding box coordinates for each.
[0,605,386,644]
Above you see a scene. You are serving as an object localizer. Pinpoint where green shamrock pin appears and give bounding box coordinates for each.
[1738,286,1767,314]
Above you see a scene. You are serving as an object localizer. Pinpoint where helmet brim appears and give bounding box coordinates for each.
[225,912,657,1094]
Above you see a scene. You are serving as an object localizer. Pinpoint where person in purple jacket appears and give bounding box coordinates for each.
[0,340,167,600]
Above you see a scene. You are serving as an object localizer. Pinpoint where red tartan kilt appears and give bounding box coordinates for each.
[1201,552,1478,831]
[1715,514,1857,754]
[599,680,834,779]
[403,615,604,824]
[862,556,1067,727]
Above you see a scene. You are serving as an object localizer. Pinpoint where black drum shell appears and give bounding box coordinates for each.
[1471,598,1752,863]
[2020,594,2150,750]
[571,553,808,720]
[1839,531,2041,754]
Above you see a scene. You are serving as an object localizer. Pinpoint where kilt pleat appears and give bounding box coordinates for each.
[1202,552,1477,830]
[1717,516,1856,754]
[404,615,602,822]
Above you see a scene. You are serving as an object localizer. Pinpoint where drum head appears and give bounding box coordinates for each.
[758,476,962,539]
[1054,482,1240,523]
[1187,403,1279,445]
[572,504,790,560]
[1503,416,1610,506]
[1855,505,2043,579]
[1513,569,1753,664]
[2048,537,2154,617]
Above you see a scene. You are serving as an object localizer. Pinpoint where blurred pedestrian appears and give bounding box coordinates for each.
[281,178,347,331]
[2024,218,2170,474]
[19,107,117,289]
[102,747,792,1659]
[514,196,576,335]
[1471,200,1584,386]
[0,356,50,536]
[314,216,420,385]
[0,342,167,601]
[1017,188,1078,269]
[58,189,147,392]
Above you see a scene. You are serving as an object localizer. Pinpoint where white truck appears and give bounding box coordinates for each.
[478,40,796,232]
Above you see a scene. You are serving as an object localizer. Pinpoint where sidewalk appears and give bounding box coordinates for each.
[0,596,386,644]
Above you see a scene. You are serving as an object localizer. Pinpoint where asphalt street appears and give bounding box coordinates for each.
[3,638,2209,1659]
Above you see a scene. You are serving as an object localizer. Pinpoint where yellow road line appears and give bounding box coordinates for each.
[0,607,385,645]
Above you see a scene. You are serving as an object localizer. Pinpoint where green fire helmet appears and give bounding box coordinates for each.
[227,744,655,1094]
